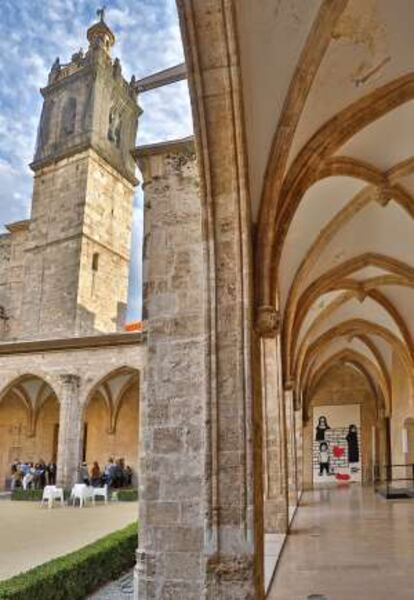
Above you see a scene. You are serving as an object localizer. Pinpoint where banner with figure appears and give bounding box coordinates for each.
[313,404,361,484]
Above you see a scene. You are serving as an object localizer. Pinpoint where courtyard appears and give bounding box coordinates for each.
[0,499,137,580]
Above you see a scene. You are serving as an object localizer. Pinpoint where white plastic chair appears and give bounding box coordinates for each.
[71,483,93,507]
[92,484,108,505]
[41,485,64,509]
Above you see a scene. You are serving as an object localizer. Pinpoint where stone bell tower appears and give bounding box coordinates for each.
[19,13,141,340]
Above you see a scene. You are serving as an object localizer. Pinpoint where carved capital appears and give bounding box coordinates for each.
[284,377,295,392]
[255,305,280,338]
[59,374,81,392]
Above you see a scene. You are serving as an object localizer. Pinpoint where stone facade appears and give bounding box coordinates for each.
[0,16,143,492]
[0,334,146,489]
[0,16,139,342]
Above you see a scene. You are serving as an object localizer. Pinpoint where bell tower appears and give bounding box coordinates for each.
[19,13,141,340]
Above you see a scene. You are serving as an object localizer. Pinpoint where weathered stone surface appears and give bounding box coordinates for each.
[136,141,208,599]
[261,337,289,534]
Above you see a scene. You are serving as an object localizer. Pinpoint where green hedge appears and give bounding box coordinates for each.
[0,522,138,600]
[115,489,138,502]
[11,489,43,502]
[11,489,71,502]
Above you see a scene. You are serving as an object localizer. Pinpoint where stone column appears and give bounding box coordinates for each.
[135,142,208,600]
[258,308,289,534]
[295,408,303,497]
[284,387,298,518]
[135,128,261,597]
[56,374,82,488]
[135,0,262,596]
[303,416,314,490]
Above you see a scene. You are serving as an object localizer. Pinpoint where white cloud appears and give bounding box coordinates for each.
[0,0,194,313]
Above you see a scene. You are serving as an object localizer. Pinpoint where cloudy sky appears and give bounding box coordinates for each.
[0,0,193,319]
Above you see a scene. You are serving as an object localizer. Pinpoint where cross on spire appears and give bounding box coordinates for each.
[96,6,106,23]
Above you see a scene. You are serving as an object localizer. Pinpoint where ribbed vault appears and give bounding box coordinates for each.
[239,0,414,421]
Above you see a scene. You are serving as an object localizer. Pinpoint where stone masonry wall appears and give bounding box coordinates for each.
[18,153,88,340]
[0,336,146,488]
[4,226,30,340]
[0,224,30,341]
[12,149,135,340]
[77,151,135,334]
[0,235,11,308]
[0,339,146,407]
[136,141,208,599]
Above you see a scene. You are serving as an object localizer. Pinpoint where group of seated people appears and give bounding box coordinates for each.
[10,460,57,490]
[9,457,134,491]
[78,458,134,488]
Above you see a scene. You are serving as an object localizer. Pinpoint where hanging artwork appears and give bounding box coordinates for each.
[312,404,361,484]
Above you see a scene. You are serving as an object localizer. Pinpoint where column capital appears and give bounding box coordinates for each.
[284,377,295,392]
[59,373,80,389]
[255,305,280,338]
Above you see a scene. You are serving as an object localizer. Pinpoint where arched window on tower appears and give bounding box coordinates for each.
[61,96,77,137]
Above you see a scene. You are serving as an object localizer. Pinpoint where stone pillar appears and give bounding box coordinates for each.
[258,308,289,534]
[284,387,298,518]
[303,416,313,490]
[135,78,259,600]
[56,374,82,488]
[135,142,208,600]
[295,408,303,497]
[134,0,262,596]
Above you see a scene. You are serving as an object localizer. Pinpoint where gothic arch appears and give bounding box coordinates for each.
[303,349,388,419]
[82,365,140,434]
[257,73,414,308]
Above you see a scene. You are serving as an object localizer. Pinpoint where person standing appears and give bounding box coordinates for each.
[47,462,57,485]
[104,458,115,488]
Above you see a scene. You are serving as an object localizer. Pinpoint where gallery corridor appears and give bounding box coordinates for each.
[268,487,414,600]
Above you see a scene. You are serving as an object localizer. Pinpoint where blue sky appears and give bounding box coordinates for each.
[0,0,193,319]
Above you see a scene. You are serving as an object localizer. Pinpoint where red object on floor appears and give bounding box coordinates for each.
[333,445,345,458]
[336,473,351,481]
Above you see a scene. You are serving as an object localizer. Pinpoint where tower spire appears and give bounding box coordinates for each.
[87,7,115,54]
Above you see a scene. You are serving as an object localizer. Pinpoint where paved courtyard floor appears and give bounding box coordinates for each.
[87,570,134,600]
[268,486,414,600]
[0,500,138,580]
